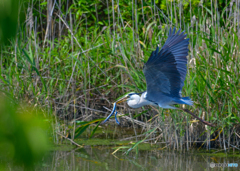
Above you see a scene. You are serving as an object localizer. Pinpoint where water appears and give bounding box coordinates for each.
[36,146,239,171]
[35,125,240,171]
[3,125,239,171]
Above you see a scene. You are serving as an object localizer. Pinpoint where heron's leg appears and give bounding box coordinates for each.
[177,108,215,127]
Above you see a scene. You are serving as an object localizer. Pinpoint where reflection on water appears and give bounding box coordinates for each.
[36,147,239,171]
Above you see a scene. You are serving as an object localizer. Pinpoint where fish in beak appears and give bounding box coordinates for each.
[102,93,137,125]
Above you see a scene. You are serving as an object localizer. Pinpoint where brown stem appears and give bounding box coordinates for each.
[178,108,215,127]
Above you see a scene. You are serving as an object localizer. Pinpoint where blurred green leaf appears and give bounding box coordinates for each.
[0,96,49,168]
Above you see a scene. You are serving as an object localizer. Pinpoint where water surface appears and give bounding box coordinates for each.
[36,146,239,171]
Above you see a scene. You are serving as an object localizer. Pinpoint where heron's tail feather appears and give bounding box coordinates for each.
[182,97,193,105]
[174,97,193,106]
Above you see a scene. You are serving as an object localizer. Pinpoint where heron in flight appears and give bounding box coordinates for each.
[103,28,214,127]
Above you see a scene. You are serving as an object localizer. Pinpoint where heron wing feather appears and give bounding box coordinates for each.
[143,28,189,102]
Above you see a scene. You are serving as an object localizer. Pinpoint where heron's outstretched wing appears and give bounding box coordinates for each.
[143,28,189,101]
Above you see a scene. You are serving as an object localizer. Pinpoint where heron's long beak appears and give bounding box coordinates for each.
[114,96,128,104]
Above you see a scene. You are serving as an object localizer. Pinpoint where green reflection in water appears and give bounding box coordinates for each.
[32,146,239,171]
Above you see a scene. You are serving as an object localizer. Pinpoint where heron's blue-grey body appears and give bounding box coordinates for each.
[126,27,192,109]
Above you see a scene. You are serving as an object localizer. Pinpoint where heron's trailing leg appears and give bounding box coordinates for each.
[177,108,215,127]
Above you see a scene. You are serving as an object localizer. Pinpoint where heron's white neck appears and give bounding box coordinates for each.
[127,93,156,108]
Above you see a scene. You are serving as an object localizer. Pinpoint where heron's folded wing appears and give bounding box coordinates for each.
[143,28,189,100]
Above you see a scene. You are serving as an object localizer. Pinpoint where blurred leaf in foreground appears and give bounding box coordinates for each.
[0,96,49,169]
[0,0,25,45]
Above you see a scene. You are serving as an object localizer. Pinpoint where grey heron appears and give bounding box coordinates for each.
[103,28,214,127]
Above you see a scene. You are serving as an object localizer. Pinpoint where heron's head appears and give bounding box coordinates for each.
[114,92,141,108]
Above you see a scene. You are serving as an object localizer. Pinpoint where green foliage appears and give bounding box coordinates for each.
[126,127,157,155]
[0,0,239,153]
[0,0,26,45]
[160,0,227,23]
[0,96,49,169]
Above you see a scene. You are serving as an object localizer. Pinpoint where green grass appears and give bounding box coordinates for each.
[0,0,239,151]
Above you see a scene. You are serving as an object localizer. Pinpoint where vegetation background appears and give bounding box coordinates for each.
[0,0,240,163]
